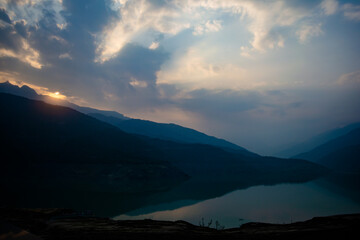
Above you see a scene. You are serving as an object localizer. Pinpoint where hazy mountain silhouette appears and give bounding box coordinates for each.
[294,128,360,172]
[0,92,328,214]
[0,92,187,193]
[0,92,324,176]
[317,145,360,173]
[0,81,39,99]
[0,81,251,153]
[276,122,360,158]
[89,113,255,155]
[0,81,129,120]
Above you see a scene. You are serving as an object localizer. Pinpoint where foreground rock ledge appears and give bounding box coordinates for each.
[0,208,359,240]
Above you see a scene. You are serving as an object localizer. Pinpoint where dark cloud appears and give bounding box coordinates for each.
[54,0,115,62]
[107,44,169,86]
[0,8,11,24]
[62,0,114,32]
[0,23,23,51]
[14,20,28,37]
[0,8,28,53]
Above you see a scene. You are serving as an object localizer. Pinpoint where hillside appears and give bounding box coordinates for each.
[0,93,187,193]
[294,128,360,172]
[316,145,360,173]
[89,113,254,155]
[276,122,360,158]
[0,81,251,154]
[0,93,327,213]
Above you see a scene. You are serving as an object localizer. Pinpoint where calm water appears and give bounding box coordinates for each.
[114,179,360,228]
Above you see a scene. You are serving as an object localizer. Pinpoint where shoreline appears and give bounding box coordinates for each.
[1,208,359,239]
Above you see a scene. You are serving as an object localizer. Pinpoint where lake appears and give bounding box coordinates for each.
[3,173,360,229]
[114,178,360,229]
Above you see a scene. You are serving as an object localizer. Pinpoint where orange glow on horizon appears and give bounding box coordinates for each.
[46,91,66,100]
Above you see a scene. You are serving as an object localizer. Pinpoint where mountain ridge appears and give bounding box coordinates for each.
[294,128,360,173]
[0,81,251,154]
[0,93,326,187]
[276,122,360,158]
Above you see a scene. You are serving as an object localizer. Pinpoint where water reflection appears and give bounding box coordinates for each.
[3,172,359,227]
[114,179,360,229]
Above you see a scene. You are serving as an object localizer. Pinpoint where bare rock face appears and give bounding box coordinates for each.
[1,208,360,240]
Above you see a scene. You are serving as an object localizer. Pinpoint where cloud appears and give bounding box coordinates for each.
[58,52,72,60]
[95,0,319,62]
[0,10,42,68]
[149,41,159,50]
[129,78,148,88]
[0,0,65,27]
[237,1,307,51]
[342,3,360,21]
[0,41,42,69]
[296,23,323,43]
[320,0,338,15]
[337,70,360,87]
[193,20,222,35]
[0,7,12,24]
[95,0,191,63]
[157,46,261,91]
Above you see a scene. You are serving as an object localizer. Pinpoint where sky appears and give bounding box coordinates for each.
[0,0,360,155]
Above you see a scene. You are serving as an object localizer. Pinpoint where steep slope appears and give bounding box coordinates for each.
[294,128,360,172]
[0,81,39,99]
[0,93,328,211]
[89,113,255,155]
[0,93,187,193]
[0,81,129,119]
[317,145,360,173]
[1,93,326,182]
[295,128,360,161]
[0,93,155,164]
[0,81,252,154]
[276,122,360,158]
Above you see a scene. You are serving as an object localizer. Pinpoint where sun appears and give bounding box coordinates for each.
[47,91,66,100]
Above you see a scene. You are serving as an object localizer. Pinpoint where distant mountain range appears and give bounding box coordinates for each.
[276,122,360,158]
[294,128,360,173]
[0,81,251,154]
[0,92,326,198]
[0,92,188,193]
[89,113,254,156]
[1,81,357,176]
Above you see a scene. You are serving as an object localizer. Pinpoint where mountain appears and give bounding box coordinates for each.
[0,81,129,119]
[89,113,254,155]
[0,93,326,181]
[0,92,187,193]
[294,128,360,172]
[0,93,328,212]
[317,145,360,173]
[276,122,360,158]
[0,81,252,154]
[0,81,39,99]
